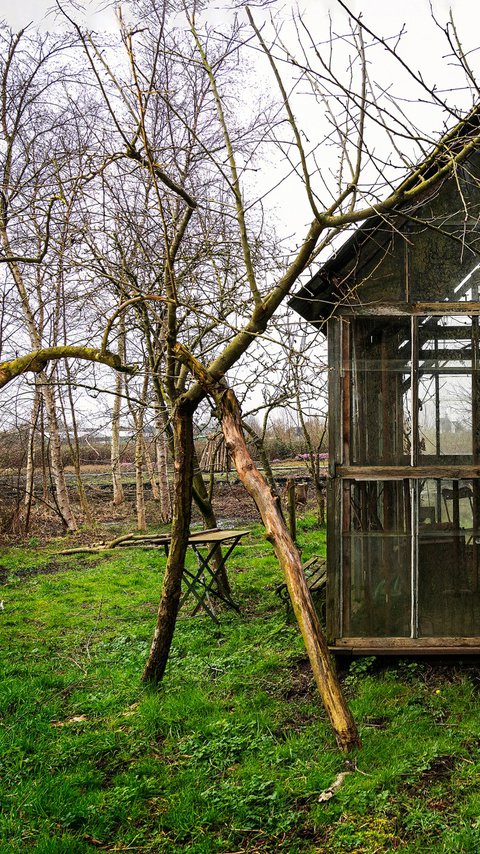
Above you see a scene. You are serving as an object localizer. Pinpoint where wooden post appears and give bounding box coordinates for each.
[286,479,296,542]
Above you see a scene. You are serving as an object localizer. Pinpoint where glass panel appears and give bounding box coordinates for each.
[419,315,473,371]
[343,481,411,637]
[350,318,411,465]
[418,479,480,637]
[418,374,472,456]
[418,316,480,461]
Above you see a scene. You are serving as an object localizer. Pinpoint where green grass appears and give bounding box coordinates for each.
[1,516,480,852]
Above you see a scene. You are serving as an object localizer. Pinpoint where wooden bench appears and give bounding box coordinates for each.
[275,556,326,618]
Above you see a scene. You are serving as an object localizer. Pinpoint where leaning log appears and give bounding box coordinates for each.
[220,387,361,752]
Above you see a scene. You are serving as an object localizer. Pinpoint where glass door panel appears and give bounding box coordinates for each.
[343,480,412,637]
[418,373,472,457]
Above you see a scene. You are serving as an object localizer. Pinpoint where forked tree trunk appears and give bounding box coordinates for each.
[219,388,360,752]
[142,398,194,683]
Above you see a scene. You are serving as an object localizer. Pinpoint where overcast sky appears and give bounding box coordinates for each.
[0,0,117,31]
[0,0,478,34]
[1,1,479,85]
[1,0,479,417]
[1,0,479,242]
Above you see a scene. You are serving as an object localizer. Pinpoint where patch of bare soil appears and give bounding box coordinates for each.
[280,656,315,700]
[0,557,103,584]
[0,497,139,545]
[418,754,456,783]
[198,480,261,525]
[402,754,457,797]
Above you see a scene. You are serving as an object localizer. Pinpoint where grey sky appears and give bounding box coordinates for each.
[0,0,478,32]
[0,0,117,31]
[1,0,479,239]
[1,1,479,75]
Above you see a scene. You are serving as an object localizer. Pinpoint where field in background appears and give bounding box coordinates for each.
[0,459,326,542]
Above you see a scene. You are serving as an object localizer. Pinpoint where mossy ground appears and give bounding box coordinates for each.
[1,517,480,852]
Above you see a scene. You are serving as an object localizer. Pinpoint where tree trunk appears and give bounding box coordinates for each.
[286,479,297,542]
[143,435,160,501]
[242,420,279,496]
[142,398,195,683]
[134,419,146,531]
[111,383,125,506]
[220,387,360,752]
[41,378,77,531]
[24,386,41,509]
[111,321,125,506]
[156,419,172,523]
[314,478,326,526]
[60,367,92,523]
[1,243,76,530]
[40,404,49,504]
[152,378,229,594]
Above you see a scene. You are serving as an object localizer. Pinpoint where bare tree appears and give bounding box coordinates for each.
[0,27,104,529]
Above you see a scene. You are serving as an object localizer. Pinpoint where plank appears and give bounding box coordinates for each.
[187,529,249,544]
[337,465,480,480]
[334,636,480,648]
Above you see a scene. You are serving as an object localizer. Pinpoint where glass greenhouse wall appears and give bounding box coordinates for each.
[290,150,480,650]
[330,312,480,647]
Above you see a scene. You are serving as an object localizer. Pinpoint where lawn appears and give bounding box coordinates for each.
[1,517,480,852]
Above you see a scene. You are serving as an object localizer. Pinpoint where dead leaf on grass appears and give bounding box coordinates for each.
[122,702,139,717]
[51,714,88,727]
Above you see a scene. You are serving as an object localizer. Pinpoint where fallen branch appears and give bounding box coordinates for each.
[318,769,354,802]
[59,531,171,555]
